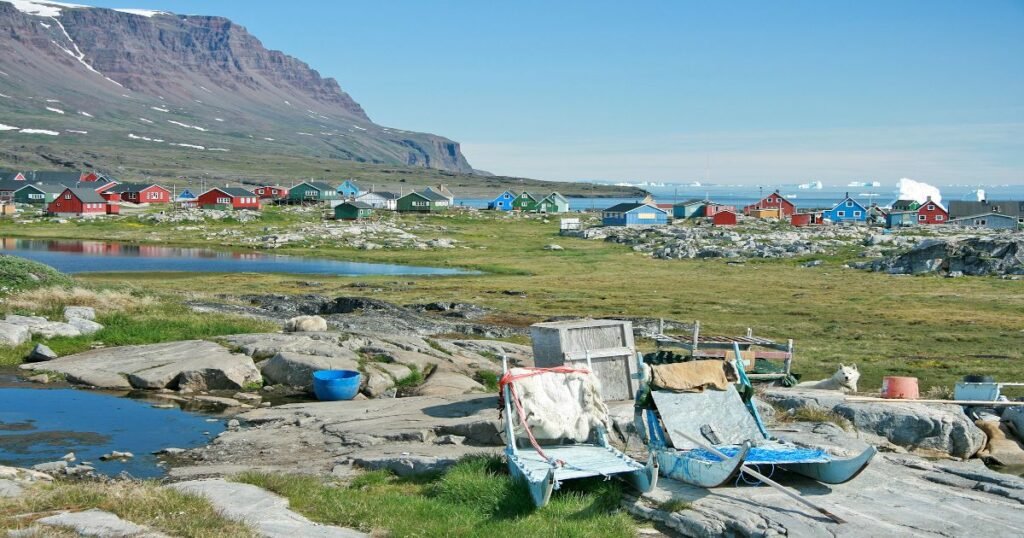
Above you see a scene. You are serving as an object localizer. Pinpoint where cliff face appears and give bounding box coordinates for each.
[0,1,473,173]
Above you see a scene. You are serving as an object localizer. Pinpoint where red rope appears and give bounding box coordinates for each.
[498,366,592,465]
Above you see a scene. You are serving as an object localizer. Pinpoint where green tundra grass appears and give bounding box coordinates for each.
[5,209,1024,392]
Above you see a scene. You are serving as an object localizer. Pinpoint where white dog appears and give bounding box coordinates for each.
[797,364,860,393]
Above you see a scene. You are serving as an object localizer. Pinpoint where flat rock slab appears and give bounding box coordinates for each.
[762,388,986,458]
[169,479,365,537]
[627,453,1024,537]
[36,508,170,537]
[20,340,261,391]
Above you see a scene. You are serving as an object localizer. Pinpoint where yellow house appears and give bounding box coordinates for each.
[748,207,781,219]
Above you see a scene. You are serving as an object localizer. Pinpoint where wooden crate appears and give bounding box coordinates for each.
[530,319,638,401]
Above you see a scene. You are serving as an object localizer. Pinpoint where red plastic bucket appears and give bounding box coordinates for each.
[881,376,919,399]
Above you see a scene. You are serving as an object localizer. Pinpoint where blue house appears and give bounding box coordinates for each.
[336,180,363,199]
[175,188,199,207]
[823,194,868,224]
[488,190,518,211]
[672,199,707,219]
[602,202,668,227]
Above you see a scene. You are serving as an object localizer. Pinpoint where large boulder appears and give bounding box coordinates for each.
[20,340,261,391]
[284,315,328,332]
[762,388,986,459]
[4,315,81,338]
[67,317,103,335]
[223,332,351,360]
[63,306,96,321]
[26,343,58,362]
[416,369,484,397]
[0,322,30,347]
[261,351,360,391]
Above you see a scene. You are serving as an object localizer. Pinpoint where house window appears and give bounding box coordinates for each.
[918,214,926,221]
[927,204,934,210]
[64,194,71,199]
[853,211,861,217]
[637,212,656,219]
[846,201,853,207]
[29,193,42,199]
[936,215,944,221]
[217,197,230,204]
[837,211,846,217]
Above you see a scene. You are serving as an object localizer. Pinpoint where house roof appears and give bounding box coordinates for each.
[517,192,539,201]
[604,202,665,214]
[205,187,255,198]
[949,200,1022,217]
[28,171,82,184]
[112,183,165,193]
[427,185,454,197]
[419,190,449,202]
[546,191,567,202]
[339,201,373,209]
[891,199,919,210]
[16,182,66,194]
[337,180,362,190]
[305,181,336,191]
[829,196,866,211]
[66,188,106,203]
[398,191,430,201]
[358,191,399,200]
[0,179,28,191]
[949,212,1018,222]
[674,198,707,206]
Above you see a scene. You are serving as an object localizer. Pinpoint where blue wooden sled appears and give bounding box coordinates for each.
[501,358,658,507]
[638,345,876,488]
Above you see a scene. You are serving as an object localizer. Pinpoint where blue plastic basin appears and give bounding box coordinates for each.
[312,369,362,401]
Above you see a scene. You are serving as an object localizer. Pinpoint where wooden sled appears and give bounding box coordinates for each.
[501,358,658,507]
[637,348,875,488]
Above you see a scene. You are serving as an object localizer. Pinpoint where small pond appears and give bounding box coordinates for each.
[0,375,224,478]
[0,238,474,276]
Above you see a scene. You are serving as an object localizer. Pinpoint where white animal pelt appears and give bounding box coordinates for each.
[797,364,860,393]
[508,367,610,443]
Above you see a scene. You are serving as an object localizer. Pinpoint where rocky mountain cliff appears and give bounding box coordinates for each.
[0,1,474,173]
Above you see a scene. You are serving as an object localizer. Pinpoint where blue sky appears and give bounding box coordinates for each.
[87,1,1024,184]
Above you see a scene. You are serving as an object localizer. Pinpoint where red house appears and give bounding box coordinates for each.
[743,190,796,217]
[917,197,948,225]
[114,183,171,204]
[197,187,261,210]
[47,188,110,217]
[254,185,289,200]
[712,209,738,226]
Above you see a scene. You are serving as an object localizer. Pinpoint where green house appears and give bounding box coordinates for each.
[397,191,448,213]
[14,183,66,204]
[288,181,340,204]
[511,191,540,211]
[535,192,569,213]
[334,201,374,220]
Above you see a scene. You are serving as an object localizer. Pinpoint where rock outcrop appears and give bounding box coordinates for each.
[20,340,261,391]
[762,388,986,458]
[863,236,1024,276]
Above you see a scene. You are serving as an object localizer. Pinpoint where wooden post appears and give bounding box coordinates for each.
[691,320,700,355]
[785,339,794,375]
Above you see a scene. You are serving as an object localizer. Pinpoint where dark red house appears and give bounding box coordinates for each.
[198,187,261,210]
[114,183,171,204]
[254,185,289,200]
[916,197,948,225]
[47,188,110,216]
[712,209,738,226]
[743,190,796,217]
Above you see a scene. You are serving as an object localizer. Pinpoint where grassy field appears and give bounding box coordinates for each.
[4,210,1024,391]
[238,457,638,538]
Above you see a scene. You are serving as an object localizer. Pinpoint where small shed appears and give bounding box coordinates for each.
[886,210,919,228]
[530,319,638,401]
[748,207,781,219]
[791,212,823,227]
[334,201,373,220]
[712,209,737,226]
[602,202,668,227]
[673,199,707,219]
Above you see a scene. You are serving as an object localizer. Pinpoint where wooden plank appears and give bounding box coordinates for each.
[846,397,1024,407]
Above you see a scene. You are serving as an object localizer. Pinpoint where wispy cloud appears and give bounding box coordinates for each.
[463,123,1024,184]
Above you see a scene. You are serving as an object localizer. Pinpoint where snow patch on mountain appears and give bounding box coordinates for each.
[19,128,59,135]
[139,117,154,124]
[113,8,166,17]
[167,119,207,131]
[150,106,169,112]
[78,111,92,117]
[0,123,19,130]
[45,106,64,114]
